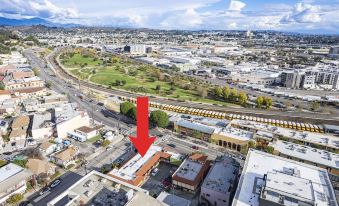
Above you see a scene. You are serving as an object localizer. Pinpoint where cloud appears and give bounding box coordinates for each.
[0,0,78,19]
[160,8,202,29]
[280,2,321,23]
[228,0,246,11]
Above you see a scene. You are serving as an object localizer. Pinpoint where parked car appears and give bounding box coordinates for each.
[151,168,159,176]
[167,143,176,148]
[39,187,50,196]
[50,179,61,188]
[191,145,199,150]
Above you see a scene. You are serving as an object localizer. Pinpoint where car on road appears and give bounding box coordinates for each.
[39,187,50,196]
[3,152,12,156]
[191,145,199,150]
[106,146,114,151]
[151,168,159,176]
[50,179,61,188]
[167,143,176,148]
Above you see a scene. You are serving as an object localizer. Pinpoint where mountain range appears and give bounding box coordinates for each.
[0,17,80,27]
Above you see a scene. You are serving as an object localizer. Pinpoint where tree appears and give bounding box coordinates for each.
[248,140,256,149]
[197,87,208,98]
[263,97,273,109]
[230,88,238,102]
[265,146,275,154]
[214,86,223,98]
[46,81,52,88]
[127,107,137,120]
[238,91,248,105]
[155,85,161,91]
[6,193,24,205]
[120,102,135,115]
[150,110,169,128]
[13,159,27,168]
[222,86,231,101]
[309,101,320,111]
[255,96,264,108]
[102,140,111,147]
[32,68,40,76]
[0,82,5,90]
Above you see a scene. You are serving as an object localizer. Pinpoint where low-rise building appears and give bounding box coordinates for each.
[51,146,79,168]
[0,163,33,204]
[67,125,101,142]
[156,191,191,206]
[9,115,30,141]
[108,146,171,186]
[232,149,338,206]
[39,141,58,156]
[31,112,54,140]
[172,153,210,192]
[26,158,56,178]
[47,170,163,206]
[200,156,239,206]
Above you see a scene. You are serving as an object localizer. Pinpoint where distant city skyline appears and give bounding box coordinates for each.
[0,0,339,34]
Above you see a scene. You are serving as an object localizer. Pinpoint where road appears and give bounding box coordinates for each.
[24,50,131,131]
[27,171,82,206]
[46,48,339,125]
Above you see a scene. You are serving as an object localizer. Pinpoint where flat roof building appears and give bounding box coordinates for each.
[200,156,239,206]
[172,153,210,192]
[108,146,171,186]
[232,150,338,206]
[156,191,191,206]
[47,170,163,206]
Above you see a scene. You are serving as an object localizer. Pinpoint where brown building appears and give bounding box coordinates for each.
[172,153,210,192]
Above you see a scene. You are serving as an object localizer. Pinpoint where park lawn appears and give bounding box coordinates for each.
[62,54,237,107]
[63,53,102,67]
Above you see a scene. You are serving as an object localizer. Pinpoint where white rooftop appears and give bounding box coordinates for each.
[232,150,338,206]
[232,119,339,149]
[270,140,339,169]
[108,145,162,181]
[214,126,253,141]
[174,158,203,181]
[0,163,23,183]
[201,156,238,194]
[156,191,191,206]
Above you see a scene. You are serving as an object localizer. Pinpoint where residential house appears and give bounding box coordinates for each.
[52,146,79,168]
[0,90,11,102]
[9,115,30,141]
[26,158,56,178]
[39,141,57,156]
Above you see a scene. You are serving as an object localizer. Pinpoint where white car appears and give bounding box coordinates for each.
[151,168,159,176]
[50,179,61,188]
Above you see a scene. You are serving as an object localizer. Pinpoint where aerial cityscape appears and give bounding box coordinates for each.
[0,0,338,206]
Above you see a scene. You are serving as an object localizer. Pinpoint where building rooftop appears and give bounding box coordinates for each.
[156,191,191,206]
[0,163,33,194]
[232,149,338,206]
[47,170,160,206]
[232,119,339,149]
[201,156,238,194]
[176,119,215,134]
[108,146,168,184]
[270,140,339,169]
[214,126,253,141]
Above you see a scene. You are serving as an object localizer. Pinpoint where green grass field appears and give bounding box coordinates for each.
[61,53,239,107]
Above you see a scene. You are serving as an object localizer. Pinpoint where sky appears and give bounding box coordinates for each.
[0,0,339,34]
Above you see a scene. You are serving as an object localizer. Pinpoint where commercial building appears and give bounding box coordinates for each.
[231,119,339,153]
[172,117,253,152]
[270,140,339,178]
[47,170,163,206]
[124,45,146,55]
[0,163,33,204]
[55,103,90,139]
[200,156,239,206]
[108,146,171,186]
[172,153,210,192]
[232,150,338,206]
[156,191,191,206]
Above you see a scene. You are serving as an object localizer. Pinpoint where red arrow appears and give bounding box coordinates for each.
[129,97,156,157]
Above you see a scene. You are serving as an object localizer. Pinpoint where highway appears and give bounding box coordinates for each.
[46,48,339,125]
